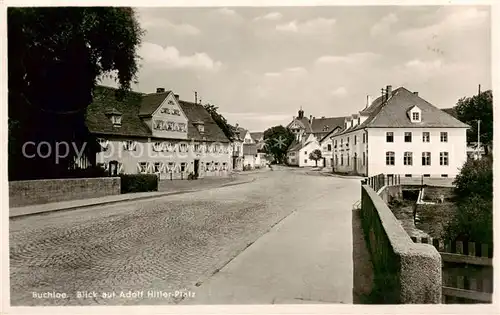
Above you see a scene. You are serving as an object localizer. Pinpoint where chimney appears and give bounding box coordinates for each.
[309,115,313,123]
[478,84,481,95]
[413,91,419,96]
[366,95,371,109]
[156,87,165,93]
[386,85,392,99]
[195,91,198,104]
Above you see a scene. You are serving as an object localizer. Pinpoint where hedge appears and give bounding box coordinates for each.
[120,174,158,193]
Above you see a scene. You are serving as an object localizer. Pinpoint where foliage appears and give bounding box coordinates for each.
[443,195,493,244]
[455,90,493,154]
[443,156,493,243]
[453,156,493,202]
[309,149,322,166]
[120,174,158,193]
[263,125,295,164]
[8,7,144,180]
[204,103,235,140]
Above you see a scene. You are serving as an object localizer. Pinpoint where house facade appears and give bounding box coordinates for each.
[286,133,324,167]
[86,86,232,179]
[330,85,469,177]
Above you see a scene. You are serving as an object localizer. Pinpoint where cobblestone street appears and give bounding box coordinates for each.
[10,168,359,306]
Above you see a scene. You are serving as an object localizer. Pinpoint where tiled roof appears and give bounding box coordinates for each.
[86,85,230,142]
[236,127,249,139]
[86,86,152,137]
[243,143,257,155]
[178,100,230,142]
[442,107,458,119]
[288,139,303,152]
[311,116,346,134]
[250,132,264,141]
[334,87,469,136]
[139,91,172,116]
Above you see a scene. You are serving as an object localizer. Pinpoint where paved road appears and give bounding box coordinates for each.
[10,168,359,306]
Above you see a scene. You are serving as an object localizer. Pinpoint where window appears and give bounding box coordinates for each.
[354,136,357,145]
[180,162,187,172]
[423,174,431,177]
[422,132,430,142]
[304,151,307,155]
[111,115,122,125]
[362,133,366,143]
[123,140,137,151]
[194,144,201,152]
[341,154,344,165]
[386,151,395,165]
[347,154,350,166]
[440,152,449,166]
[153,142,164,152]
[178,123,187,132]
[206,162,211,171]
[358,117,361,125]
[441,174,448,178]
[327,144,332,151]
[362,152,366,166]
[340,139,343,146]
[167,162,175,172]
[154,162,162,173]
[404,132,412,143]
[440,132,448,142]
[334,140,337,148]
[405,174,412,177]
[179,143,188,153]
[153,120,164,130]
[97,138,109,151]
[139,162,148,173]
[304,159,307,164]
[422,152,431,165]
[403,152,413,165]
[386,132,394,142]
[412,112,420,121]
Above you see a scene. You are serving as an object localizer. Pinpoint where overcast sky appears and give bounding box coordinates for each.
[100,5,491,132]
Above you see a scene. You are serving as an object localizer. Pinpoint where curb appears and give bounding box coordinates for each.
[10,177,256,219]
[309,171,366,180]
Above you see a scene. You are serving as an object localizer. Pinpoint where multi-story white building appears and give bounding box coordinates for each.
[86,86,233,179]
[330,85,469,177]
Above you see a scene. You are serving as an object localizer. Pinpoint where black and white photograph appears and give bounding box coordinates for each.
[3,1,496,312]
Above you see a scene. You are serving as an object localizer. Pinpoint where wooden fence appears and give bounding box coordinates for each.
[411,237,493,303]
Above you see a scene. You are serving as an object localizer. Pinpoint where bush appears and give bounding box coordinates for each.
[120,174,158,193]
[64,166,109,178]
[443,195,493,243]
[453,157,492,201]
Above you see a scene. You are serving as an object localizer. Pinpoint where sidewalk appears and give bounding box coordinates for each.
[10,176,255,218]
[183,177,359,304]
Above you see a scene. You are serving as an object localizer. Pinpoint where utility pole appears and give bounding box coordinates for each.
[477,119,481,160]
[478,84,481,95]
[194,91,198,104]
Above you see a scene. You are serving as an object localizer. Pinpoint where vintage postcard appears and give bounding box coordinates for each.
[2,1,497,314]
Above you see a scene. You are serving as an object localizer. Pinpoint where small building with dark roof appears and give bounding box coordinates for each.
[86,86,232,178]
[330,85,469,177]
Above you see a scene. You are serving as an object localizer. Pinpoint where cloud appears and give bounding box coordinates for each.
[276,18,336,34]
[139,42,222,72]
[254,12,283,21]
[215,7,239,17]
[315,52,379,65]
[264,72,281,77]
[370,13,398,37]
[331,87,347,97]
[397,7,488,43]
[405,59,443,72]
[138,15,200,36]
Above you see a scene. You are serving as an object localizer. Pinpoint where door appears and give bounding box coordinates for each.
[194,159,200,177]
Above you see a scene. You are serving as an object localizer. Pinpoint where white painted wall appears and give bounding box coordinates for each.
[331,129,368,175]
[298,141,324,167]
[366,127,467,177]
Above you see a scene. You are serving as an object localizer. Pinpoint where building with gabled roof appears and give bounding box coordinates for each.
[330,85,469,177]
[86,86,232,178]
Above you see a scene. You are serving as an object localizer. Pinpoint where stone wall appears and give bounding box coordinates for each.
[9,177,121,207]
[360,184,442,303]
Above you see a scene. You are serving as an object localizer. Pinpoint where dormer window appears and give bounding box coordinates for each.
[193,120,205,135]
[408,105,422,123]
[105,108,123,127]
